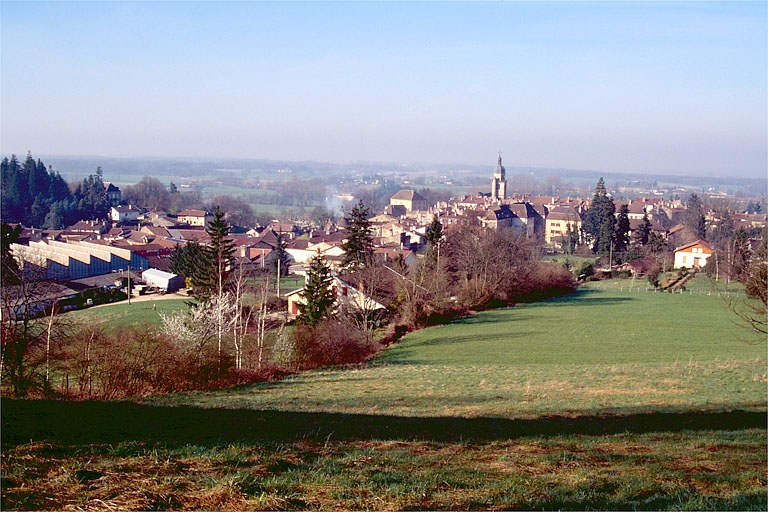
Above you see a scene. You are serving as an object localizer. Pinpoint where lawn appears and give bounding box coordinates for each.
[3,283,766,510]
[145,285,766,418]
[63,297,192,332]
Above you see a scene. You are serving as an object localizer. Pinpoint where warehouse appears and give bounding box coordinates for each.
[141,268,185,292]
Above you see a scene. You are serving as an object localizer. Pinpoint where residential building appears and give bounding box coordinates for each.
[177,209,212,227]
[110,205,142,224]
[389,190,429,212]
[545,206,582,247]
[673,240,715,269]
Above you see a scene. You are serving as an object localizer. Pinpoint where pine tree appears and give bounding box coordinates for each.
[634,211,652,246]
[614,204,631,253]
[424,215,444,264]
[425,215,443,249]
[685,194,707,240]
[196,205,236,300]
[583,178,617,254]
[271,232,291,277]
[1,222,21,285]
[297,255,335,327]
[341,200,374,271]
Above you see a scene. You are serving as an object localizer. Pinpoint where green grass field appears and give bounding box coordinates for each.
[64,298,192,333]
[145,284,765,418]
[3,283,766,510]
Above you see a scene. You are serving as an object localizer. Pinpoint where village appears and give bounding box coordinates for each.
[5,155,766,319]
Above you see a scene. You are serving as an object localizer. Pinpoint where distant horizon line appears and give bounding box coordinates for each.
[4,151,765,183]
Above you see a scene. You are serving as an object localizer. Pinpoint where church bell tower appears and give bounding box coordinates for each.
[491,154,507,201]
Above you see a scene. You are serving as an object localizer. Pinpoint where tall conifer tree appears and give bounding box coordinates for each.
[194,206,235,299]
[583,178,617,254]
[634,211,652,246]
[614,204,631,253]
[341,200,374,271]
[297,255,335,327]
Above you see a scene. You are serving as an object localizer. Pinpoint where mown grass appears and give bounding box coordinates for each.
[3,283,766,510]
[63,298,192,332]
[146,286,765,417]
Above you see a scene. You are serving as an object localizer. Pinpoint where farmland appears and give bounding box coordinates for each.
[2,282,766,510]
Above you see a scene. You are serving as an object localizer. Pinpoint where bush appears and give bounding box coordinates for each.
[577,262,595,280]
[396,298,468,331]
[510,262,577,303]
[289,319,377,371]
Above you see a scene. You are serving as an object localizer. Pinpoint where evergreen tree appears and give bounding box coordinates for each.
[169,241,206,289]
[684,194,707,240]
[634,211,652,246]
[583,178,616,254]
[48,169,71,203]
[1,222,21,285]
[72,168,109,221]
[27,155,49,200]
[424,215,444,264]
[0,157,10,221]
[195,206,236,299]
[425,215,443,249]
[597,209,616,255]
[297,255,335,327]
[1,153,74,227]
[43,203,65,230]
[4,154,27,223]
[341,200,374,271]
[271,232,291,277]
[614,204,631,253]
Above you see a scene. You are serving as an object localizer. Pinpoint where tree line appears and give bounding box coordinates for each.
[1,152,110,229]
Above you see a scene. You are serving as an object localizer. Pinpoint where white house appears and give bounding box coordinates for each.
[110,205,142,224]
[177,209,212,227]
[286,275,387,317]
[674,239,715,269]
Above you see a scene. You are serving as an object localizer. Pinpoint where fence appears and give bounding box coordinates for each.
[589,283,742,298]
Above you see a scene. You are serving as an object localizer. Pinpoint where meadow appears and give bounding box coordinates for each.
[2,282,766,510]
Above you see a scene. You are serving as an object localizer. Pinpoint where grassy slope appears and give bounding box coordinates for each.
[3,283,766,510]
[63,298,192,332]
[146,285,765,418]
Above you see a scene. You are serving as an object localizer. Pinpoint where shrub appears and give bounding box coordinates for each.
[577,262,595,280]
[289,319,376,371]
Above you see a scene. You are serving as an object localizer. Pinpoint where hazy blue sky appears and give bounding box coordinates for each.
[1,1,766,178]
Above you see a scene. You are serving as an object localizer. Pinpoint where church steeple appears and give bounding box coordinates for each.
[491,153,507,201]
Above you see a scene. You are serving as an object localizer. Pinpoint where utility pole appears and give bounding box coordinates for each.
[277,257,281,298]
[609,240,614,269]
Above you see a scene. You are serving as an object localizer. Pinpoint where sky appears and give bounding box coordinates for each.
[1,1,766,178]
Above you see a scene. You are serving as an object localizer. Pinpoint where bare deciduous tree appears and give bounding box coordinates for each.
[1,247,66,396]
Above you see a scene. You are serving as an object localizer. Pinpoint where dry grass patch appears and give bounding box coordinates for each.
[3,428,766,511]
